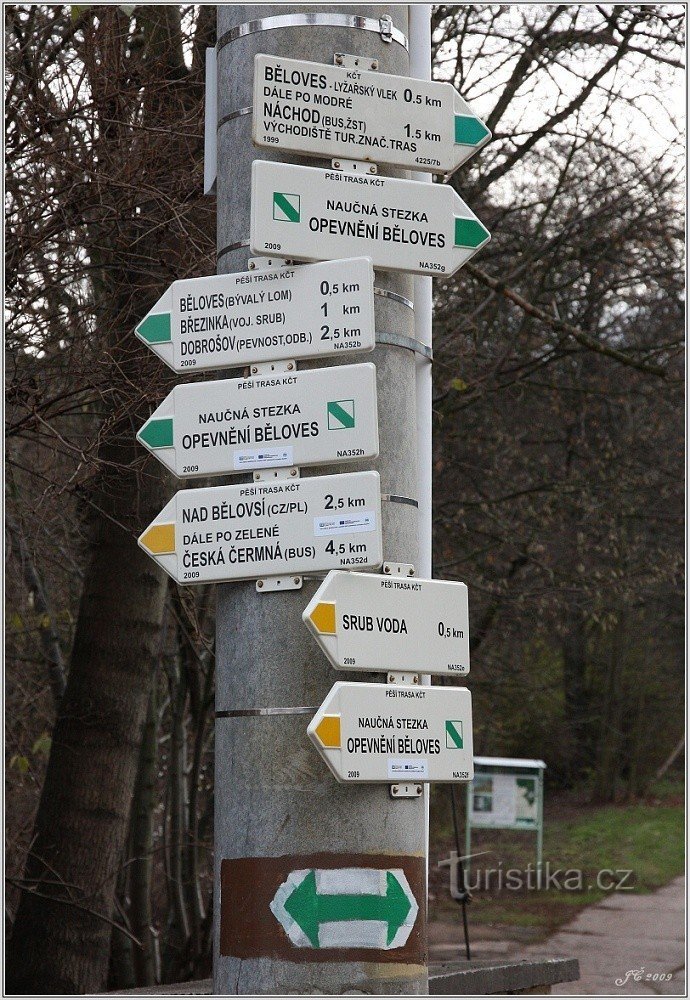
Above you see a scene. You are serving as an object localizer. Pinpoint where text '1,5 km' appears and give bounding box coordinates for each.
[253,54,491,175]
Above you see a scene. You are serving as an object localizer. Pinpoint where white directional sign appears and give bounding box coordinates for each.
[303,571,469,676]
[138,472,382,585]
[137,364,379,479]
[250,160,490,276]
[135,257,375,372]
[253,54,491,175]
[309,681,474,784]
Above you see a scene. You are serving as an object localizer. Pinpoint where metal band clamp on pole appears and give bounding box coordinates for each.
[216,706,317,719]
[376,331,432,361]
[382,494,419,508]
[217,14,408,53]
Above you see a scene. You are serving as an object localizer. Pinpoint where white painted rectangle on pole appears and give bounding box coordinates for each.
[309,681,474,783]
[137,364,379,478]
[138,472,383,585]
[303,571,469,675]
[250,160,490,276]
[135,257,375,372]
[252,54,490,175]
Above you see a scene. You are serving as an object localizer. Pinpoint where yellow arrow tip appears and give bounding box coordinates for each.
[309,601,336,635]
[315,714,340,749]
[140,522,175,554]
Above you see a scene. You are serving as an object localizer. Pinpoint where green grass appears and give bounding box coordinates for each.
[429,780,684,937]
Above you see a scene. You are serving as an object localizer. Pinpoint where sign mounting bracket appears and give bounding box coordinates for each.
[329,58,379,175]
[334,52,379,71]
[250,355,301,587]
[383,562,423,799]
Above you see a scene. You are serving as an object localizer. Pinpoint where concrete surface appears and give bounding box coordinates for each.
[526,877,686,996]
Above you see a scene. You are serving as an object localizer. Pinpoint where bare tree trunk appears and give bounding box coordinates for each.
[6,514,66,708]
[108,842,136,991]
[162,649,190,981]
[6,477,169,992]
[562,608,589,783]
[591,614,626,803]
[130,684,160,986]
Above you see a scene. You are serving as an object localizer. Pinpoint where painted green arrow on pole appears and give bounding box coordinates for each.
[282,869,412,947]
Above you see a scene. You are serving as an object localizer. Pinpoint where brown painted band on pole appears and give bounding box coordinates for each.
[220,852,426,964]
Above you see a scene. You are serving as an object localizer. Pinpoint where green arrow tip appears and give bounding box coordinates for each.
[454,217,491,249]
[284,870,320,947]
[138,417,173,449]
[136,312,171,344]
[454,115,491,147]
[384,871,412,945]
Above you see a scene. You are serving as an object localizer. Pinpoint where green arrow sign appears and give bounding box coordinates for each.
[136,311,171,344]
[271,867,418,949]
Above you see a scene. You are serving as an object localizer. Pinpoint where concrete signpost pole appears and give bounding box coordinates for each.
[214,6,426,994]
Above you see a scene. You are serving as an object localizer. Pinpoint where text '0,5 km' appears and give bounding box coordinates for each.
[253,53,491,175]
[135,256,375,373]
[303,570,470,676]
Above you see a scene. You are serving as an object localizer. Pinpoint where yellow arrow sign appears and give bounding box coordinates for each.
[309,601,336,635]
[314,714,341,749]
[139,523,175,555]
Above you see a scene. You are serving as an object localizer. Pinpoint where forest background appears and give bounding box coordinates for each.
[5,4,685,994]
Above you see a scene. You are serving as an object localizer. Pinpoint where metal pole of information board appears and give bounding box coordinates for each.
[537,769,544,885]
[213,6,427,994]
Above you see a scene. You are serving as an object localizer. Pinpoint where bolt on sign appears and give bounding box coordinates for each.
[220,853,425,963]
[308,681,474,783]
[302,570,470,675]
[250,159,490,276]
[135,256,375,373]
[138,472,383,585]
[253,54,491,175]
[137,363,378,478]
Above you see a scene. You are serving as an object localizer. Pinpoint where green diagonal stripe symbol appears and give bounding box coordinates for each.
[327,399,355,430]
[139,417,173,449]
[454,115,490,146]
[136,312,171,344]
[273,192,300,223]
[445,720,464,749]
[454,218,490,249]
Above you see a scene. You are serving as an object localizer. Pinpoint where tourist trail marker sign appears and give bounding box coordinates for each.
[253,54,491,175]
[250,160,490,276]
[137,364,378,479]
[138,472,382,585]
[270,866,419,950]
[135,256,375,373]
[308,681,474,783]
[303,571,470,676]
